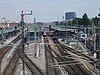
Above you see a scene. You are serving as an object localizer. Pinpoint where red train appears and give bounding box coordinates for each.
[43,31,54,36]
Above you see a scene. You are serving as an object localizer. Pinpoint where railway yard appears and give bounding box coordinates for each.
[0,0,100,74]
[0,24,100,75]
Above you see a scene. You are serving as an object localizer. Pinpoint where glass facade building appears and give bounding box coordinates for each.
[65,12,76,20]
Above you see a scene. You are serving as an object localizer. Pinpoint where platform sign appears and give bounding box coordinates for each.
[34,44,40,58]
[94,52,97,59]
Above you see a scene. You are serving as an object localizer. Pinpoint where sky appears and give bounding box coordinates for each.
[0,0,100,22]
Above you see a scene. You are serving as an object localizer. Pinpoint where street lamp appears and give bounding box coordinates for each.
[1,18,6,45]
[98,9,100,75]
[98,9,100,26]
[76,20,78,47]
[65,21,68,44]
[20,10,32,75]
[93,25,96,73]
[98,9,100,45]
[84,27,87,51]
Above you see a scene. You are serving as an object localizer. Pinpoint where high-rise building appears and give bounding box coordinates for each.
[65,12,76,20]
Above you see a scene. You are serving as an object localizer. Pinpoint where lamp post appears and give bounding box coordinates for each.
[93,24,96,73]
[65,20,68,44]
[71,20,72,29]
[76,20,78,47]
[1,18,6,45]
[98,9,100,26]
[20,10,32,75]
[1,24,3,45]
[85,27,87,51]
[98,9,100,75]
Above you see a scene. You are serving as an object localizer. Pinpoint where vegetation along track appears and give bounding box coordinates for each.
[17,41,43,75]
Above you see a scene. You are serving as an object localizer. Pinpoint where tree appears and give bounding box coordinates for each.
[59,21,64,25]
[92,16,98,26]
[72,17,82,26]
[98,13,100,26]
[20,21,25,26]
[82,13,90,27]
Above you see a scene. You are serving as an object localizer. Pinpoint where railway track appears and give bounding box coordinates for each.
[2,32,44,75]
[17,41,43,75]
[44,36,94,75]
[0,45,12,75]
[2,31,44,75]
[81,41,94,56]
[11,33,22,44]
[55,40,93,61]
[0,46,12,63]
[2,50,19,75]
[44,36,80,75]
[0,33,21,66]
[0,33,22,75]
[53,39,94,75]
[44,36,60,75]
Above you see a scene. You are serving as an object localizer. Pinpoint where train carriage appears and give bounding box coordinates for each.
[43,31,54,36]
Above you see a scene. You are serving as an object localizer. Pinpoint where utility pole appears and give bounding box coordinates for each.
[93,24,96,73]
[91,18,97,73]
[34,25,37,57]
[65,21,68,44]
[1,23,3,45]
[85,28,87,51]
[98,9,100,75]
[57,15,59,25]
[98,9,100,26]
[99,31,100,75]
[71,20,72,29]
[88,24,89,36]
[34,17,36,24]
[21,10,32,75]
[1,18,6,45]
[62,16,64,21]
[76,20,78,47]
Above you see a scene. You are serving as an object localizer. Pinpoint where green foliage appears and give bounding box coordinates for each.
[82,13,90,27]
[49,25,51,29]
[37,22,43,25]
[72,17,82,26]
[92,16,98,26]
[59,21,64,25]
[20,21,25,26]
[59,21,68,26]
[59,13,99,27]
[98,13,100,16]
[54,21,59,25]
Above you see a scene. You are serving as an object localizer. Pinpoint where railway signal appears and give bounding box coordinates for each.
[20,10,32,75]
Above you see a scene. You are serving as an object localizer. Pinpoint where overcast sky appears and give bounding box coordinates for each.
[0,0,100,22]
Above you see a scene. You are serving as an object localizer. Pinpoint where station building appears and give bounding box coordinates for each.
[51,25,77,39]
[0,22,20,41]
[27,23,42,43]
